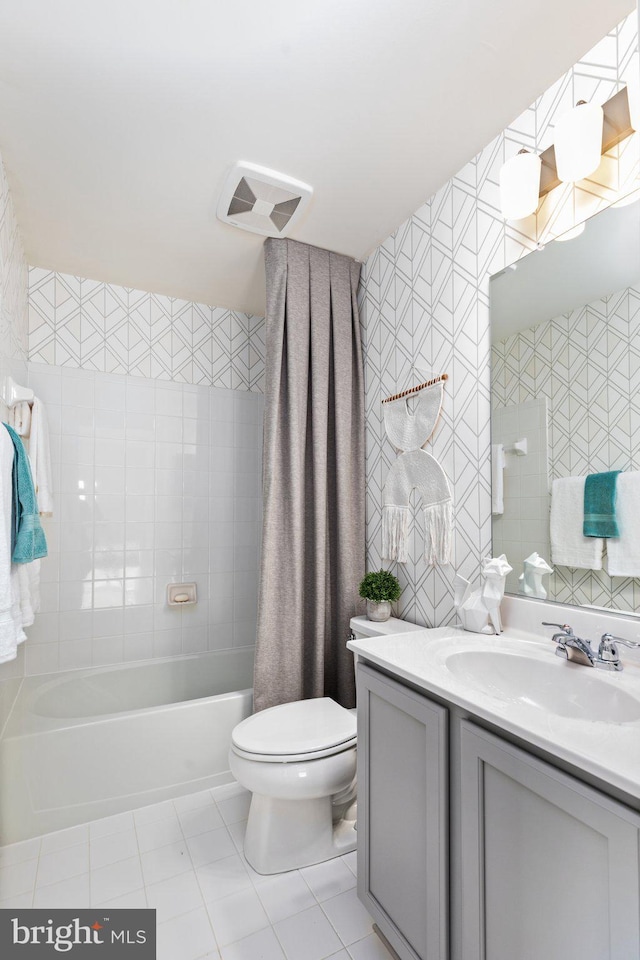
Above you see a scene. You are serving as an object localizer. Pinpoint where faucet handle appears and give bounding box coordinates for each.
[542,622,574,635]
[600,632,640,650]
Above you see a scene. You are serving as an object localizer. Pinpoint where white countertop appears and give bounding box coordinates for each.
[347,625,640,802]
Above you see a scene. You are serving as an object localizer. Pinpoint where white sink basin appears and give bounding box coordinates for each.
[445,649,640,723]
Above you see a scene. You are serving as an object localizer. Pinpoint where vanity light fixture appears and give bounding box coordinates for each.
[499,149,542,220]
[499,87,634,221]
[554,100,604,182]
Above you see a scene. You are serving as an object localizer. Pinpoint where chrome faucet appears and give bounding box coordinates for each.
[542,622,640,672]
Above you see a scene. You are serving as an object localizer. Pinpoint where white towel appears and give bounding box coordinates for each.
[0,427,26,664]
[606,472,640,577]
[9,401,31,437]
[28,397,53,516]
[492,443,506,515]
[550,476,603,570]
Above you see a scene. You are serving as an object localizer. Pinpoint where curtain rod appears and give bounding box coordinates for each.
[382,373,448,405]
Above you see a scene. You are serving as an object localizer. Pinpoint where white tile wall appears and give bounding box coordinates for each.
[0,150,29,693]
[360,13,640,626]
[18,363,263,676]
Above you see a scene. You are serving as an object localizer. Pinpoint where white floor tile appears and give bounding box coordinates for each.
[37,842,89,888]
[0,837,41,868]
[90,828,139,870]
[40,824,89,854]
[33,872,91,908]
[220,927,286,960]
[321,888,374,946]
[207,886,270,947]
[348,932,395,960]
[0,892,34,909]
[157,906,219,960]
[136,816,183,854]
[141,840,191,886]
[211,782,249,803]
[146,869,204,921]
[273,904,343,960]
[226,819,247,853]
[187,826,237,869]
[0,858,38,898]
[179,803,225,839]
[197,854,252,904]
[326,952,350,960]
[133,799,177,827]
[97,887,148,909]
[255,871,317,923]
[91,855,144,904]
[341,851,357,877]
[301,859,357,902]
[217,793,252,825]
[90,811,135,840]
[174,789,218,813]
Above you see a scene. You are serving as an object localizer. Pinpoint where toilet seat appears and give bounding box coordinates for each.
[231,697,357,763]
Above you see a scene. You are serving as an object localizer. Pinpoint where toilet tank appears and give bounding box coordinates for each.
[349,615,423,668]
[349,615,421,640]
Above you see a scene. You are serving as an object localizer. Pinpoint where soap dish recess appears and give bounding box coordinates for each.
[167,583,197,607]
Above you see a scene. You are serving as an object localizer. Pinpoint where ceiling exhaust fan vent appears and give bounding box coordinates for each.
[217,162,313,237]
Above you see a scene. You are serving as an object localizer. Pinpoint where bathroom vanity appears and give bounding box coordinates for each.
[348,613,640,960]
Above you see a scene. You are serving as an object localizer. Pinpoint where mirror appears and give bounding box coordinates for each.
[490,193,640,614]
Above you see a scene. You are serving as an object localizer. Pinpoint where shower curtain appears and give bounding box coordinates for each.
[253,238,365,712]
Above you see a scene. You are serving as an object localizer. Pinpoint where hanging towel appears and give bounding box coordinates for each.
[550,476,603,570]
[606,472,640,577]
[3,423,48,563]
[382,449,453,565]
[28,397,53,516]
[583,470,621,538]
[492,443,506,515]
[9,401,31,438]
[383,380,444,452]
[0,427,26,664]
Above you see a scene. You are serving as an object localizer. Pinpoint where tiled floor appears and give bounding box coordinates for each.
[0,783,393,960]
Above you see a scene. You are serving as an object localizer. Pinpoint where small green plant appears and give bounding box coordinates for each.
[358,569,401,603]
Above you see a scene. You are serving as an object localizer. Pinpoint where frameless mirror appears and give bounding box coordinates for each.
[490,193,640,614]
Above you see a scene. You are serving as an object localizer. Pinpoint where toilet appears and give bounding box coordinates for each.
[229,615,418,874]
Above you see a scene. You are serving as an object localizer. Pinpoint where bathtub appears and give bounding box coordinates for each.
[0,648,253,844]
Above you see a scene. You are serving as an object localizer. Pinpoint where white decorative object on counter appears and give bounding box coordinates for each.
[455,554,512,635]
[519,552,553,599]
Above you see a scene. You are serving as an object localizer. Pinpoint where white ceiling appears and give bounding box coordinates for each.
[0,0,633,316]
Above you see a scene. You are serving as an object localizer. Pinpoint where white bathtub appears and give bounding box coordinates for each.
[0,649,253,844]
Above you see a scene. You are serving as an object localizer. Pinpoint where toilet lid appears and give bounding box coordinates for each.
[232,697,357,758]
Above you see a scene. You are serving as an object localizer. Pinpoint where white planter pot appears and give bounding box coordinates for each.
[366,600,391,622]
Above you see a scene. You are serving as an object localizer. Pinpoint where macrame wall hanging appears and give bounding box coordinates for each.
[381,375,453,565]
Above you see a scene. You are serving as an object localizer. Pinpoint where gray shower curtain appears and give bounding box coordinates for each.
[253,238,365,712]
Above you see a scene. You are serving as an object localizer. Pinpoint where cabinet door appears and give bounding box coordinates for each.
[460,720,640,960]
[357,662,448,960]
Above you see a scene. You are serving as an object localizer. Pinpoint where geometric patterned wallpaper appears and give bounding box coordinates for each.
[493,282,640,613]
[28,268,265,393]
[360,12,640,626]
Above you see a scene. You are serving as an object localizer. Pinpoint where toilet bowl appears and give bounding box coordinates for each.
[229,697,357,874]
[230,615,419,875]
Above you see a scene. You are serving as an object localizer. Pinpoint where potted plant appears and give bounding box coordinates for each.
[358,569,401,622]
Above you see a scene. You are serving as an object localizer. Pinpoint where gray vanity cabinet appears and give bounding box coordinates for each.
[356,662,448,960]
[459,720,640,960]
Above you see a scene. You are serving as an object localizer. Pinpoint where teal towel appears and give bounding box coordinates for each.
[3,423,48,563]
[583,470,621,538]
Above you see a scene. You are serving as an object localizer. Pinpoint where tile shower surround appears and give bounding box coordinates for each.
[2,362,264,678]
[359,13,640,627]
